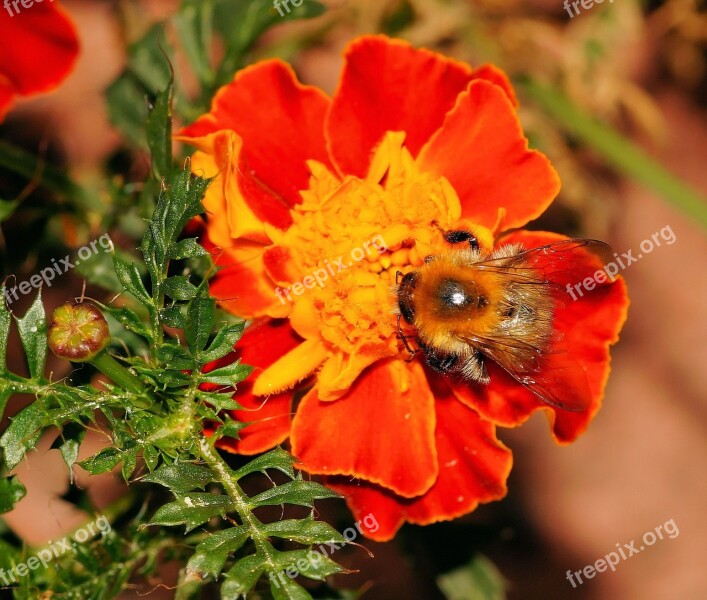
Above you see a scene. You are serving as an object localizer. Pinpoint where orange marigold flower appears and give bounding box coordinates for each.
[0,0,79,121]
[179,35,629,541]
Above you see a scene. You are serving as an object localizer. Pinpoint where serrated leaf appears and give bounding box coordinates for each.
[165,275,197,300]
[122,447,139,481]
[143,463,214,493]
[162,304,187,329]
[437,555,507,600]
[143,445,160,472]
[200,322,244,362]
[15,293,47,378]
[197,391,241,411]
[0,401,44,469]
[105,74,149,148]
[147,80,173,180]
[0,476,26,514]
[101,305,152,340]
[186,527,249,580]
[114,254,151,303]
[150,493,233,532]
[270,575,313,600]
[200,361,252,386]
[0,387,12,421]
[235,447,296,480]
[222,553,267,599]
[0,284,11,371]
[51,422,85,484]
[169,238,208,260]
[263,516,347,546]
[157,343,196,370]
[186,293,215,353]
[79,447,122,475]
[250,480,340,509]
[275,549,348,581]
[174,0,214,86]
[212,418,247,441]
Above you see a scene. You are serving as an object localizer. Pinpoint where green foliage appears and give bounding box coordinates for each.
[0,7,346,592]
[437,555,507,600]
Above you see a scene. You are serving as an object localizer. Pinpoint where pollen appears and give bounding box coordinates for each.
[275,132,464,363]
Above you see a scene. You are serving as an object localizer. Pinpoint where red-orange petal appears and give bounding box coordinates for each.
[291,360,438,498]
[417,80,560,231]
[451,231,629,442]
[326,35,473,177]
[179,60,331,207]
[0,2,79,120]
[326,36,519,178]
[208,319,302,455]
[327,378,512,541]
[202,232,286,320]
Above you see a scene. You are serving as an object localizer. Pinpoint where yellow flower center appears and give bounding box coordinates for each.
[273,132,465,354]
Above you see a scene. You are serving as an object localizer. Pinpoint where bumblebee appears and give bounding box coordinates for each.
[396,230,613,411]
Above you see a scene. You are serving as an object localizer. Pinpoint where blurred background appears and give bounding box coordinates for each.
[0,0,705,598]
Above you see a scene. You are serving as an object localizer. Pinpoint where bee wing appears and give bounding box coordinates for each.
[460,332,592,412]
[472,239,615,287]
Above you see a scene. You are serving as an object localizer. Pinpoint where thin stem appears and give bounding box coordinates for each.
[517,78,707,230]
[91,352,146,394]
[197,437,279,572]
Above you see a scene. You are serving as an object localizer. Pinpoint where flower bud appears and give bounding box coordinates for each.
[48,303,110,361]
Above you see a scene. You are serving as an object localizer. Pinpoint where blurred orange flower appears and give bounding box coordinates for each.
[0,0,79,121]
[180,35,628,541]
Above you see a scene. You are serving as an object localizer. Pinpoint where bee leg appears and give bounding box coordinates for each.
[397,314,418,360]
[443,229,479,251]
[424,349,460,374]
[461,352,490,384]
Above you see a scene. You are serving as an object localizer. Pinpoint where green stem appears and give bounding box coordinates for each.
[517,78,707,230]
[91,352,146,395]
[197,437,279,573]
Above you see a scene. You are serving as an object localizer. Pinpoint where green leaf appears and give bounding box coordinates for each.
[200,361,252,386]
[122,447,139,481]
[250,480,340,509]
[169,238,208,260]
[0,284,10,371]
[79,447,122,475]
[149,493,233,532]
[15,293,47,378]
[0,476,26,514]
[235,447,296,480]
[105,74,149,148]
[197,391,241,411]
[143,445,160,472]
[222,554,267,599]
[165,275,198,300]
[437,555,506,600]
[0,198,19,222]
[51,422,85,483]
[114,254,151,303]
[101,304,152,340]
[263,516,347,546]
[186,293,215,353]
[0,401,45,469]
[157,343,196,370]
[186,527,249,580]
[147,79,173,180]
[173,0,214,87]
[212,418,247,441]
[274,548,348,581]
[0,387,12,421]
[270,575,313,600]
[200,322,244,362]
[162,304,188,329]
[143,463,214,493]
